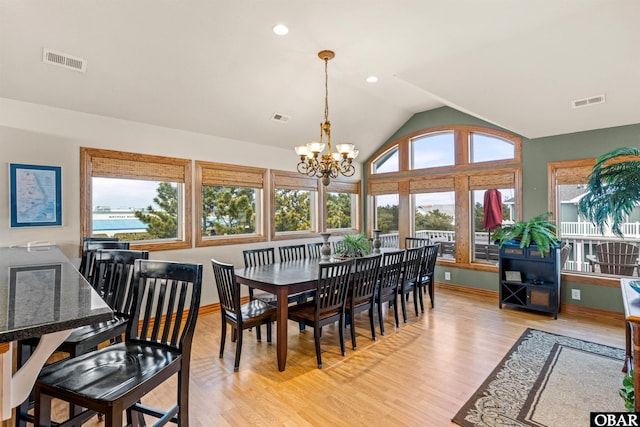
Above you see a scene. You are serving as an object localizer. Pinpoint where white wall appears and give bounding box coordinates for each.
[0,98,352,305]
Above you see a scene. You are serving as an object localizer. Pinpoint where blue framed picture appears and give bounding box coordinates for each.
[9,163,62,227]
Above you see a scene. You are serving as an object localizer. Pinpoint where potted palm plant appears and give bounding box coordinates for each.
[578,146,640,237]
[493,212,560,256]
[336,233,371,258]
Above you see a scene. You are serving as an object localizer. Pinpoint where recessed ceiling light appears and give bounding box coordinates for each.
[273,24,289,36]
[366,76,378,83]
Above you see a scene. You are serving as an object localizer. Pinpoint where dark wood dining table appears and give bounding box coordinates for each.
[235,258,323,371]
[0,245,113,420]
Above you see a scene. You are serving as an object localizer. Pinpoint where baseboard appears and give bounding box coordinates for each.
[435,281,624,322]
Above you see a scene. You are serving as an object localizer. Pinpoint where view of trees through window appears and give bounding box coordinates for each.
[274,189,312,232]
[201,186,257,236]
[326,192,353,229]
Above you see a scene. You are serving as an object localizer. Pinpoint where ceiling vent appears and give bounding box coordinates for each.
[271,112,291,123]
[571,94,605,109]
[42,48,87,73]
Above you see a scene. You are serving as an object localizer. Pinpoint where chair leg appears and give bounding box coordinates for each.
[314,326,323,369]
[178,368,189,426]
[400,289,408,323]
[418,282,425,313]
[413,288,419,316]
[378,301,385,336]
[266,322,272,343]
[219,320,226,358]
[234,329,243,371]
[429,280,435,308]
[105,407,123,427]
[339,314,346,356]
[369,307,377,341]
[256,324,262,341]
[392,295,400,328]
[34,389,52,427]
[350,309,357,350]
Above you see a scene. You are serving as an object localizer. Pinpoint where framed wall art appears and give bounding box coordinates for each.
[9,163,62,227]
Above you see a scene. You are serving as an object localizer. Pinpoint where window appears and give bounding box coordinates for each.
[469,132,515,163]
[371,145,399,174]
[271,170,320,240]
[195,161,267,246]
[412,190,455,260]
[411,131,455,169]
[548,158,640,277]
[367,125,521,268]
[325,179,360,233]
[81,147,192,251]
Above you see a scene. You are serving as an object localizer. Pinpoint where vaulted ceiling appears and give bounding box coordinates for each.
[2,1,639,161]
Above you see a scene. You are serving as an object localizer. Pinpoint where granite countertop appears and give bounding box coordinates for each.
[0,246,113,343]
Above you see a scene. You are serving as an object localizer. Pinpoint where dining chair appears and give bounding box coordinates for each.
[79,240,130,281]
[405,236,430,248]
[16,248,149,427]
[34,259,203,427]
[345,254,382,350]
[397,246,425,323]
[375,249,404,335]
[78,237,118,274]
[307,242,324,258]
[278,244,306,261]
[242,247,277,304]
[416,244,440,310]
[287,258,354,368]
[212,258,277,371]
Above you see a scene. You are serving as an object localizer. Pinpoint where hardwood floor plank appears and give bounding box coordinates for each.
[44,286,624,426]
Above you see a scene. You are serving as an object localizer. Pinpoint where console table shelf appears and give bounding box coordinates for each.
[498,243,561,319]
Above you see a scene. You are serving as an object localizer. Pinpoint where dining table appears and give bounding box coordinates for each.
[235,258,324,371]
[0,245,113,421]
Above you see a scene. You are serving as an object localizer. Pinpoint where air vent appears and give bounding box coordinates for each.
[271,112,291,123]
[571,94,605,109]
[42,48,87,73]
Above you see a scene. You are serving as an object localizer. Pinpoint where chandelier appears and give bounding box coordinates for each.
[294,50,359,186]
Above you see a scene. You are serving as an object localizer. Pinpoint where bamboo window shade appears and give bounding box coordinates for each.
[200,163,265,188]
[469,172,515,190]
[326,180,359,194]
[92,155,188,182]
[409,177,454,193]
[554,165,594,184]
[369,180,399,196]
[273,171,318,192]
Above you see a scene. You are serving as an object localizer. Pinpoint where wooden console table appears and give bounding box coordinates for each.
[620,278,640,411]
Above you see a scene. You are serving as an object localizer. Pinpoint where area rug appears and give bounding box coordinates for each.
[452,328,627,427]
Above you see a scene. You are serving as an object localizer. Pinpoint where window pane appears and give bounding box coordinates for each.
[413,191,456,259]
[372,146,399,173]
[469,133,514,163]
[92,177,180,241]
[201,186,258,236]
[327,192,355,229]
[375,194,399,247]
[274,189,312,232]
[411,132,455,169]
[471,188,515,263]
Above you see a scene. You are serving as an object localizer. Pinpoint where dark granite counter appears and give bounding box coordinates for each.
[0,246,113,343]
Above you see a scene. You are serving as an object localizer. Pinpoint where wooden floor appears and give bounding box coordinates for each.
[46,286,624,426]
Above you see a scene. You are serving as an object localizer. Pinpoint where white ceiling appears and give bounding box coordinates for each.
[2,1,639,161]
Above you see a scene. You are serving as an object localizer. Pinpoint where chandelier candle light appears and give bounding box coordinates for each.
[294,50,359,186]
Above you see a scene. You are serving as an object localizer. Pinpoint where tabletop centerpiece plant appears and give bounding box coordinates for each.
[492,212,560,257]
[336,233,371,258]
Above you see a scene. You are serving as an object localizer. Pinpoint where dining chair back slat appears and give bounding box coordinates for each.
[279,244,306,261]
[243,247,276,268]
[417,244,440,310]
[307,242,323,258]
[81,240,130,280]
[405,236,430,249]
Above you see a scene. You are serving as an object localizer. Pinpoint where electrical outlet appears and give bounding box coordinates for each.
[444,271,451,281]
[571,289,581,300]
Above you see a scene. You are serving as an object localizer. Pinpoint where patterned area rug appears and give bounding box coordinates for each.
[452,328,626,427]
